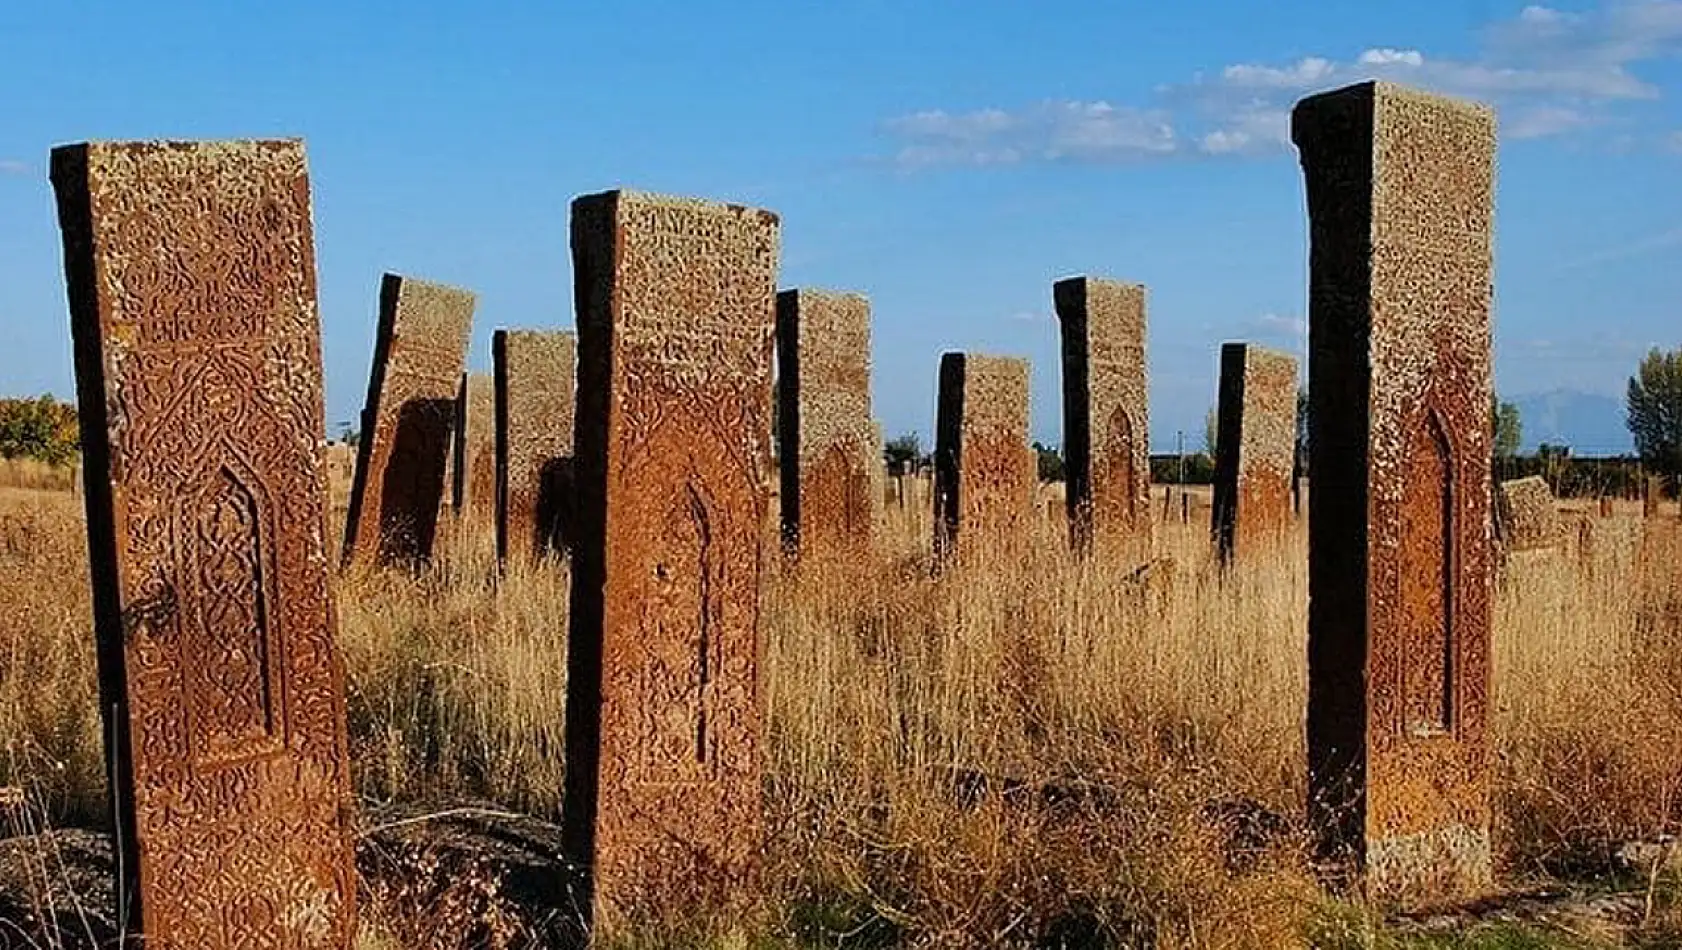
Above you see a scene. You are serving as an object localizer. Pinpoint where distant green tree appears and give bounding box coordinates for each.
[884,433,924,473]
[0,395,78,466]
[1032,441,1064,482]
[1492,397,1522,460]
[1626,347,1682,487]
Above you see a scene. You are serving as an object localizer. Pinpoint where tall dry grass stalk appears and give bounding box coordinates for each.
[3,479,1682,946]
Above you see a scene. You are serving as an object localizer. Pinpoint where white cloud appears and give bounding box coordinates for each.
[0,160,28,177]
[884,100,1176,168]
[881,1,1682,169]
[1246,312,1307,340]
[1506,105,1597,138]
[1358,48,1425,67]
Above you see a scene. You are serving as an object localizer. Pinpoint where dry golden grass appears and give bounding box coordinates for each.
[4,463,1682,947]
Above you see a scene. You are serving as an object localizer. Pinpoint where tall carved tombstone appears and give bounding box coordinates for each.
[774,289,874,560]
[452,371,497,519]
[1294,81,1496,900]
[1212,343,1299,563]
[1054,277,1152,560]
[565,190,778,936]
[494,328,578,564]
[342,274,474,566]
[52,140,357,946]
[933,354,1033,561]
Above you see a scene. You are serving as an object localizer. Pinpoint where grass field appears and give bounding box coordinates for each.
[4,454,1682,948]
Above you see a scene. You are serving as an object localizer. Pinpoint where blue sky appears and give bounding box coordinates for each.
[2,1,1680,453]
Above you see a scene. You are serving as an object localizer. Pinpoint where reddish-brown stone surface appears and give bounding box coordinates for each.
[494,329,577,563]
[1054,277,1151,560]
[775,289,874,560]
[934,354,1033,560]
[342,274,474,566]
[564,190,778,935]
[51,140,357,946]
[1295,81,1496,900]
[451,372,496,519]
[1212,344,1298,562]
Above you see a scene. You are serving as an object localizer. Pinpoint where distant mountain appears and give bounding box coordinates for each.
[1510,389,1632,456]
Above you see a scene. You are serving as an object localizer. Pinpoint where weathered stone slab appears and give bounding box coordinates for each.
[451,372,496,519]
[1054,277,1151,559]
[1212,343,1298,562]
[494,329,577,564]
[869,420,886,531]
[342,274,474,566]
[1497,476,1564,553]
[934,354,1033,560]
[564,190,777,935]
[775,289,874,559]
[1294,81,1496,901]
[51,139,357,946]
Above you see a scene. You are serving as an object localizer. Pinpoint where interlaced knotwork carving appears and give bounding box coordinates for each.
[52,139,357,947]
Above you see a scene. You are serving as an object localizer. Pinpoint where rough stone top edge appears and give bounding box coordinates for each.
[1222,341,1298,366]
[1291,80,1494,130]
[493,327,578,341]
[950,353,1031,376]
[572,187,782,226]
[385,272,479,303]
[777,287,870,307]
[54,138,306,157]
[1053,274,1145,294]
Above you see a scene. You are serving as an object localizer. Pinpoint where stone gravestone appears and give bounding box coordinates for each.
[869,420,886,532]
[342,274,474,566]
[452,372,497,519]
[494,329,578,564]
[1294,81,1496,900]
[1054,277,1152,559]
[1496,476,1564,553]
[52,140,357,946]
[564,190,777,936]
[933,354,1033,561]
[774,289,874,560]
[1212,343,1299,563]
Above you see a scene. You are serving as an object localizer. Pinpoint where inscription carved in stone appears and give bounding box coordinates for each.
[1294,81,1495,900]
[775,289,874,560]
[1212,343,1298,562]
[51,139,357,947]
[564,190,777,936]
[934,354,1033,560]
[495,329,578,563]
[342,273,474,566]
[1054,277,1152,560]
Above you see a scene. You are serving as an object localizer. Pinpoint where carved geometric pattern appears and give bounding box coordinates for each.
[564,190,777,935]
[51,139,357,947]
[1212,343,1298,563]
[494,329,577,564]
[342,273,475,567]
[1295,81,1496,901]
[775,289,874,560]
[934,354,1033,561]
[1055,277,1152,560]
